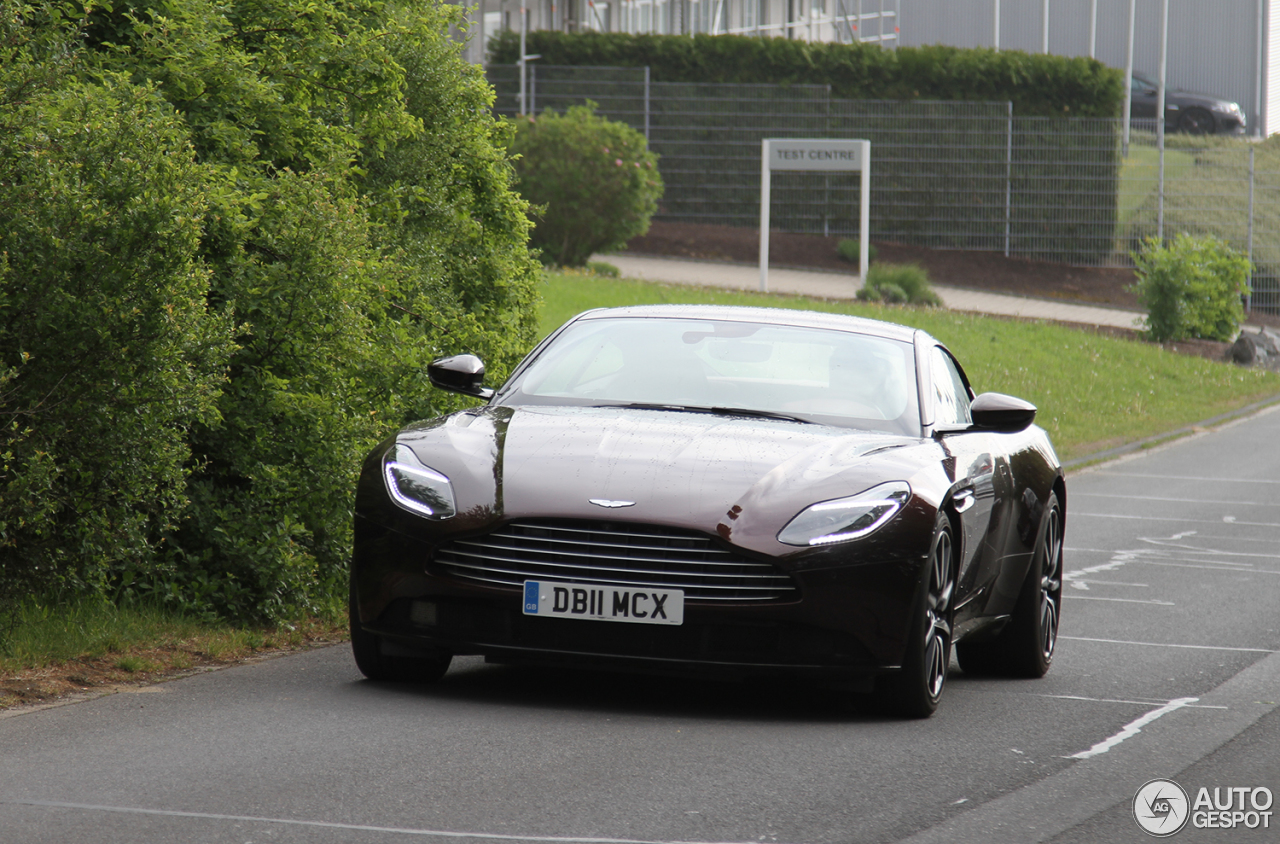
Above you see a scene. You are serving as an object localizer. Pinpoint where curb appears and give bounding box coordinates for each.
[1062,393,1280,472]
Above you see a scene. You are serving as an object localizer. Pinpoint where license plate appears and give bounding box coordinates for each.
[522,581,684,626]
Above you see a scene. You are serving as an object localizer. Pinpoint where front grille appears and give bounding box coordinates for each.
[434,520,799,603]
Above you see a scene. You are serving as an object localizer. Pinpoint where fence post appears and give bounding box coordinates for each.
[644,66,651,141]
[1247,146,1255,313]
[1005,102,1012,258]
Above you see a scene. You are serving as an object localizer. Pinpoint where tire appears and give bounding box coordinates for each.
[956,492,1062,678]
[349,579,452,683]
[875,512,956,718]
[1177,108,1215,135]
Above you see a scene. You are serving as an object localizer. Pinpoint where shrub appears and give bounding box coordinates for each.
[2,0,540,624]
[0,74,234,609]
[857,263,941,306]
[508,103,663,267]
[837,239,877,265]
[587,261,622,277]
[490,32,1124,118]
[1131,235,1251,342]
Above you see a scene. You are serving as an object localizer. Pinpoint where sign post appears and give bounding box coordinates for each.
[759,139,870,292]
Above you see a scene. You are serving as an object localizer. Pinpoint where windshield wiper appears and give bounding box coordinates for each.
[599,402,812,424]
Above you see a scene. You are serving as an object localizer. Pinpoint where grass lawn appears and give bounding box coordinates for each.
[1117,144,1198,227]
[539,271,1280,461]
[0,599,344,708]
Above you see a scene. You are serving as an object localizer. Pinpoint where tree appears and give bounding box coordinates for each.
[0,5,234,609]
[2,0,540,620]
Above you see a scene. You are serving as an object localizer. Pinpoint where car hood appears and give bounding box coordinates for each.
[396,405,933,555]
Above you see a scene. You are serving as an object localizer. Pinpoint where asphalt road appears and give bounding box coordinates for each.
[3,406,1279,844]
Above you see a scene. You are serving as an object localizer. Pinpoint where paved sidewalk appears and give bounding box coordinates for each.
[600,253,1147,331]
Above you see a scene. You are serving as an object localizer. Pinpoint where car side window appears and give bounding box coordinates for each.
[930,346,972,427]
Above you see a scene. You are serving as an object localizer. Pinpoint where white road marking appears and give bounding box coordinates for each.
[1139,561,1280,575]
[1064,596,1174,605]
[1037,694,1227,710]
[1094,472,1280,485]
[1137,537,1280,561]
[1059,635,1278,653]
[1066,579,1149,592]
[1067,697,1199,759]
[1073,513,1280,528]
[1075,492,1280,507]
[1173,533,1280,545]
[0,800,753,844]
[1063,553,1140,582]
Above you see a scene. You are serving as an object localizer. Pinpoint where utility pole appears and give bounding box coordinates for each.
[1122,0,1135,156]
[1156,0,1168,241]
[1089,0,1097,58]
[1041,0,1049,53]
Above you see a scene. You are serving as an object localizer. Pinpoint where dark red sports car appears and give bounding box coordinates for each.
[350,305,1066,717]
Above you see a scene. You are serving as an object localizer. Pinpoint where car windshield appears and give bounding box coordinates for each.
[498,316,921,435]
[1131,73,1157,93]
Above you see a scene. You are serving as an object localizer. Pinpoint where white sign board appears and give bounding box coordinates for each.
[766,139,866,172]
[759,139,870,291]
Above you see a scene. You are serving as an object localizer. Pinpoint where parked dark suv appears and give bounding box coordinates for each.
[1130,73,1247,135]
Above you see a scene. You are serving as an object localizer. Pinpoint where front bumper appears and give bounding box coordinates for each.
[352,514,928,679]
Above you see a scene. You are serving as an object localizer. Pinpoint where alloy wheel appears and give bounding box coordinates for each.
[1038,505,1063,662]
[924,525,955,700]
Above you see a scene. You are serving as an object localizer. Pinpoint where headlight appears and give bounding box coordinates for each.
[383,444,456,519]
[778,481,911,546]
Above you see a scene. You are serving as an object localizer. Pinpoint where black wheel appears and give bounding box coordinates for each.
[957,492,1062,678]
[876,512,955,718]
[1177,108,1215,134]
[349,579,452,683]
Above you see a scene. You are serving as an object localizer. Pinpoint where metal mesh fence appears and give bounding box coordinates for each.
[1118,137,1280,315]
[489,65,1280,314]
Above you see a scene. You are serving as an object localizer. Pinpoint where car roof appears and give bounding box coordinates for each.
[573,304,925,345]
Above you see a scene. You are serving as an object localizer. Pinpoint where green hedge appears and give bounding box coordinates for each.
[489,31,1124,118]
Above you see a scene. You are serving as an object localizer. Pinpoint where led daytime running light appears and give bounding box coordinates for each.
[383,445,456,519]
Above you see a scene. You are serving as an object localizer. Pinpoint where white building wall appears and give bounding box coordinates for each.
[1269,0,1280,135]
[897,0,1270,136]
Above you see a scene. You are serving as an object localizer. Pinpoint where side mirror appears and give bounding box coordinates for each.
[428,354,494,400]
[970,392,1036,433]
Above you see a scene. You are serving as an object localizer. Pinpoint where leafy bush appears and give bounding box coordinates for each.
[125,0,539,621]
[1131,235,1251,342]
[0,69,234,609]
[508,103,663,267]
[1122,139,1279,314]
[2,0,540,623]
[490,32,1124,118]
[857,263,941,306]
[837,239,877,265]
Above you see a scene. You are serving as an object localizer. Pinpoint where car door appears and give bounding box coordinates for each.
[1130,74,1159,121]
[927,346,1005,622]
